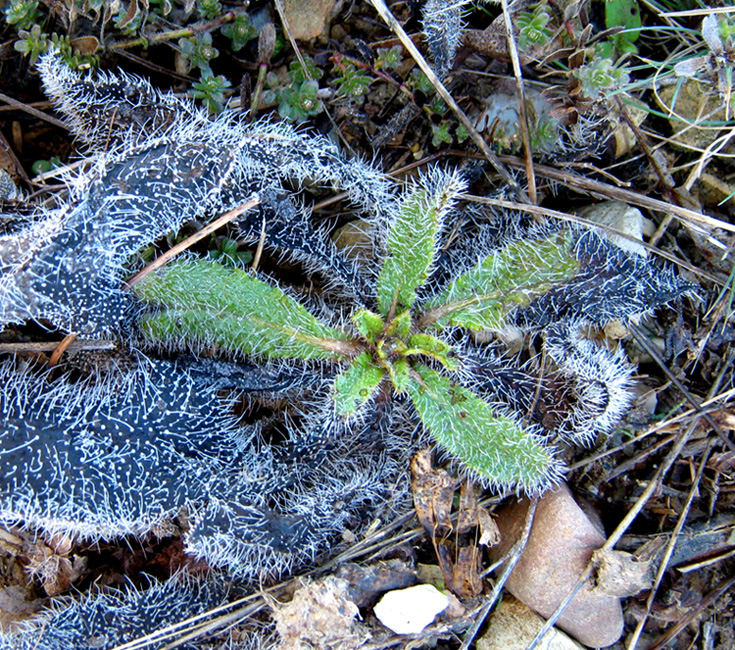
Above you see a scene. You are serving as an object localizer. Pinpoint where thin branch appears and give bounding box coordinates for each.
[645,574,735,650]
[461,498,539,650]
[251,216,267,272]
[461,194,723,285]
[273,0,311,84]
[273,0,356,156]
[125,196,259,288]
[500,0,536,204]
[496,155,735,234]
[0,92,68,130]
[0,339,117,354]
[629,323,735,452]
[522,419,700,650]
[48,333,78,366]
[108,12,235,51]
[625,439,715,650]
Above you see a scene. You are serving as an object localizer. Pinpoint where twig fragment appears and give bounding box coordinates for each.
[500,0,536,204]
[460,498,539,650]
[625,439,715,650]
[125,196,259,288]
[48,333,78,366]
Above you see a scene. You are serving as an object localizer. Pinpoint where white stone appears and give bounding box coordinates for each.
[373,584,449,635]
[577,200,650,258]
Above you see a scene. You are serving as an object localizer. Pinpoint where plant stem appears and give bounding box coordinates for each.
[109,12,236,51]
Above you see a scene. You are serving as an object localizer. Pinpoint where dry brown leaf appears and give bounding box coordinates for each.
[410,449,456,537]
[457,481,480,533]
[591,548,652,598]
[25,535,86,597]
[450,545,484,597]
[273,576,365,650]
[410,451,486,598]
[478,509,501,548]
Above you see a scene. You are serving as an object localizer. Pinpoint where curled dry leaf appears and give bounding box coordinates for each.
[410,450,486,597]
[591,548,652,598]
[410,449,456,537]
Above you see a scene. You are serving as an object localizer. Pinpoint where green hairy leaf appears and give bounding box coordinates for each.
[134,259,355,359]
[352,309,385,343]
[376,168,465,316]
[384,309,412,339]
[333,352,386,416]
[420,231,579,330]
[405,333,457,370]
[408,364,558,490]
[387,357,411,394]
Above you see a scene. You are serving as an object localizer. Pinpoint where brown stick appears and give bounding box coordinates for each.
[499,156,735,234]
[0,339,117,354]
[0,92,68,130]
[48,333,78,367]
[125,196,260,288]
[501,0,536,204]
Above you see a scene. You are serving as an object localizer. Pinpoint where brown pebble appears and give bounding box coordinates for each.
[488,483,624,648]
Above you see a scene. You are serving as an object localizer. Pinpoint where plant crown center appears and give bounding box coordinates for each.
[351,307,455,382]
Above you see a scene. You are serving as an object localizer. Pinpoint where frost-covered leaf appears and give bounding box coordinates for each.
[0,358,244,542]
[408,364,559,491]
[333,351,385,416]
[702,14,724,55]
[0,53,391,335]
[376,168,465,316]
[513,229,697,327]
[422,0,465,78]
[420,231,579,330]
[0,575,233,650]
[135,259,354,360]
[0,357,396,583]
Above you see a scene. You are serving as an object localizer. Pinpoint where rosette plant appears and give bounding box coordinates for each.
[133,168,690,493]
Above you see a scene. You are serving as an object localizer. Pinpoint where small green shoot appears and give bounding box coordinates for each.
[221,13,257,51]
[375,45,403,71]
[5,0,42,31]
[190,72,233,113]
[332,61,372,104]
[14,24,49,63]
[197,0,223,20]
[180,33,219,74]
[263,57,325,122]
[573,56,631,100]
[516,4,554,51]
